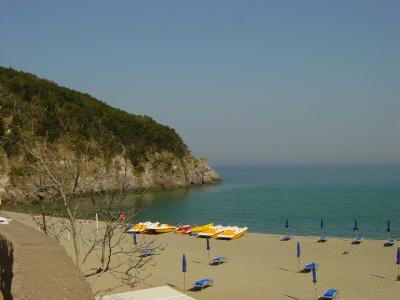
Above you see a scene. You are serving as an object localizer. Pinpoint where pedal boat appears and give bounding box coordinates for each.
[147,223,176,234]
[126,221,158,234]
[198,225,226,238]
[217,226,248,240]
[175,224,193,234]
[191,223,213,235]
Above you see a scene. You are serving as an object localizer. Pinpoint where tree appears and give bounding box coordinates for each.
[2,101,162,297]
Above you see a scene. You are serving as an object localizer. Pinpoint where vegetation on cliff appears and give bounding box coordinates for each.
[0,66,188,166]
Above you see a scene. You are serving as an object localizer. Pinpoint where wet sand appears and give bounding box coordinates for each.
[3,211,399,300]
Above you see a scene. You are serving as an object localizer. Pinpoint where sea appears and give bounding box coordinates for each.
[5,164,400,240]
[134,164,400,240]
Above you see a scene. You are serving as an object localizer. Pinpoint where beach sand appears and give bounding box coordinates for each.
[3,211,399,300]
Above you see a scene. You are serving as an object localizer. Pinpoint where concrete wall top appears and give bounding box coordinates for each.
[0,216,93,300]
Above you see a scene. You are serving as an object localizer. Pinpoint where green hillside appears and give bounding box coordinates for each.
[0,66,188,166]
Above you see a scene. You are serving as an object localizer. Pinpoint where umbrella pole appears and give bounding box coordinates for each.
[183,272,186,292]
[314,283,317,300]
[208,250,210,263]
[397,265,400,281]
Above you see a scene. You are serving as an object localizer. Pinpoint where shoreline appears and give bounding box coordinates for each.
[4,206,393,241]
[1,211,399,300]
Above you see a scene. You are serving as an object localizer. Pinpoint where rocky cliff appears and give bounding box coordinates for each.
[0,67,220,203]
[0,149,220,203]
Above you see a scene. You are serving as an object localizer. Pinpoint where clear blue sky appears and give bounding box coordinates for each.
[1,0,399,164]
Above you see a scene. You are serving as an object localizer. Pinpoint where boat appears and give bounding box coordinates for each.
[147,223,176,234]
[175,225,193,234]
[198,225,226,238]
[126,222,159,234]
[191,223,213,235]
[217,226,248,240]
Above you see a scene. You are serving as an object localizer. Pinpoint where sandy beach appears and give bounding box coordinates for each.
[3,211,399,300]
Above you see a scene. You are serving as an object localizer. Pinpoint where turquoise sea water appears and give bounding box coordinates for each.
[135,164,400,240]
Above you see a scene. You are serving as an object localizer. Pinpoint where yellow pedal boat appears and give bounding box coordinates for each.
[127,221,159,234]
[217,226,248,240]
[191,223,213,234]
[198,225,226,238]
[147,223,176,234]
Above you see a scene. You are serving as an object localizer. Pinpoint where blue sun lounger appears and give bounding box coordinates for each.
[193,278,214,290]
[140,248,155,257]
[352,236,364,244]
[385,239,396,246]
[318,289,337,299]
[318,235,329,242]
[282,234,293,241]
[303,263,317,272]
[210,256,227,265]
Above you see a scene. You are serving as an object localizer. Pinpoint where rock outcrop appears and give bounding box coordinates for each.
[0,148,220,203]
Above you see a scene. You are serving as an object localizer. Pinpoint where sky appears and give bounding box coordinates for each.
[0,0,399,164]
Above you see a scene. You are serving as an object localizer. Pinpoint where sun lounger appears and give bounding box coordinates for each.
[385,239,396,246]
[303,263,317,272]
[352,236,364,244]
[318,289,338,299]
[281,234,293,241]
[318,235,328,242]
[139,248,155,257]
[210,256,227,265]
[0,217,12,225]
[193,278,214,290]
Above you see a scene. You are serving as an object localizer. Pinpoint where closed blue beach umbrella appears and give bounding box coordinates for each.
[312,263,317,299]
[353,218,359,231]
[284,217,289,237]
[397,247,400,265]
[182,254,187,291]
[312,263,317,283]
[206,237,211,261]
[296,241,301,270]
[296,241,301,258]
[387,220,391,240]
[132,232,137,246]
[320,218,324,231]
[182,254,187,273]
[396,247,400,281]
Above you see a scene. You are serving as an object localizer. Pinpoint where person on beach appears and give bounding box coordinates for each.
[119,212,126,222]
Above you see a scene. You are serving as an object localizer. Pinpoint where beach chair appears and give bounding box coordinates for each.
[210,256,227,265]
[303,263,317,272]
[193,278,214,290]
[384,239,396,247]
[281,234,293,241]
[139,248,155,257]
[352,236,364,244]
[318,235,329,243]
[0,217,12,225]
[318,289,338,299]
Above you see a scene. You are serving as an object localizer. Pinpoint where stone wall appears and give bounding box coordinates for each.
[0,235,13,300]
[0,217,93,300]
